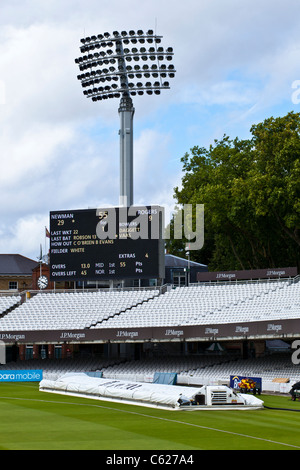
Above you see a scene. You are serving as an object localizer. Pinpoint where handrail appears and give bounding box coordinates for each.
[18,284,168,297]
[189,275,299,287]
[0,275,298,298]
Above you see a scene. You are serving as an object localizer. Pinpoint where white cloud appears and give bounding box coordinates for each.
[0,213,48,260]
[0,123,74,186]
[0,0,300,259]
[182,80,259,107]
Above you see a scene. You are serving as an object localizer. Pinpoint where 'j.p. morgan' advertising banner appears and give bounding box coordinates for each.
[197,266,298,282]
[0,370,43,382]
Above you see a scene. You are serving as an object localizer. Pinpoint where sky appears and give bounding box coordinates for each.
[0,0,300,261]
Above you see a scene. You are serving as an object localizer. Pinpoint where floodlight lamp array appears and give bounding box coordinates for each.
[75,29,176,101]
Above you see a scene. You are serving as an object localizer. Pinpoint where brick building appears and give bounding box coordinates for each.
[0,254,38,292]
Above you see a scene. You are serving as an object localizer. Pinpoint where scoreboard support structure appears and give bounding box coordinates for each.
[119,92,134,208]
[50,206,165,285]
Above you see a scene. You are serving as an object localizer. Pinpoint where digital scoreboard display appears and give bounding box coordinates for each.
[49,206,165,281]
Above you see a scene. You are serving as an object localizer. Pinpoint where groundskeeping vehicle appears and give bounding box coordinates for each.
[39,374,264,410]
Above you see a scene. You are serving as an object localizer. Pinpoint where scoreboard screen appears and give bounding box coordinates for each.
[49,206,165,281]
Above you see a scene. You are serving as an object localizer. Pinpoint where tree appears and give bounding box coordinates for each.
[166,111,300,271]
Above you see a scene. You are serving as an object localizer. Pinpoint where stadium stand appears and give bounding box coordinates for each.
[0,276,299,392]
[0,288,159,330]
[0,295,21,314]
[0,357,120,381]
[1,351,299,393]
[91,278,300,328]
[0,277,298,330]
[101,354,300,385]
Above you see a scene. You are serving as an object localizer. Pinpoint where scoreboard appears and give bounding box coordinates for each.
[49,206,165,282]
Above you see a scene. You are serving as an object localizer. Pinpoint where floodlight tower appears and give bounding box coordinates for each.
[75,29,176,207]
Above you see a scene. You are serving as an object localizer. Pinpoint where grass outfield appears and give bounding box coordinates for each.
[0,382,300,450]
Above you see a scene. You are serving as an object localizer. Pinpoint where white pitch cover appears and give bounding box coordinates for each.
[39,374,264,410]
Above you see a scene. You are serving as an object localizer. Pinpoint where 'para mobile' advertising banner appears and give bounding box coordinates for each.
[0,370,43,382]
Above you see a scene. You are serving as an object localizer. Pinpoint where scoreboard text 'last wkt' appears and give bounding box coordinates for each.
[49,206,165,282]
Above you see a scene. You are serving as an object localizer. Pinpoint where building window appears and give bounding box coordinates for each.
[25,345,33,360]
[173,272,186,287]
[9,281,18,290]
[55,345,62,359]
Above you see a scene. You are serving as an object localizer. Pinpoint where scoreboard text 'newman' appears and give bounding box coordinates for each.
[50,206,165,282]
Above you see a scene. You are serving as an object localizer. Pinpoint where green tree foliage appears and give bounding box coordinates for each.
[167,111,300,271]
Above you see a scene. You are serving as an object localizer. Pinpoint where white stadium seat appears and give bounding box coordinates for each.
[0,280,299,331]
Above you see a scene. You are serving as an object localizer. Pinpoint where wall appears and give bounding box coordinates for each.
[0,276,32,292]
